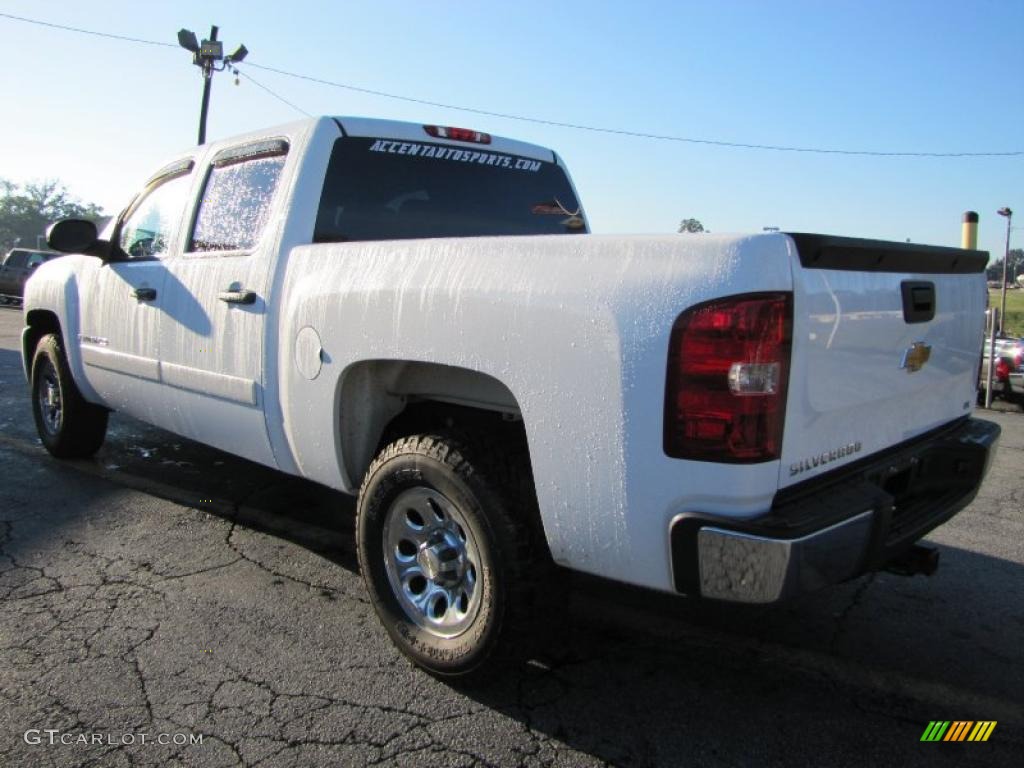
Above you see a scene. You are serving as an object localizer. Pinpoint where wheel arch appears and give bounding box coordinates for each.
[337,359,525,489]
[22,309,62,380]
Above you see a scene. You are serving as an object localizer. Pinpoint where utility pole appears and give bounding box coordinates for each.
[197,25,218,146]
[177,25,248,145]
[997,207,1013,336]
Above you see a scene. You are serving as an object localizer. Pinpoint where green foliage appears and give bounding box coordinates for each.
[986,248,1023,282]
[0,178,105,253]
[990,288,1024,337]
[678,217,706,234]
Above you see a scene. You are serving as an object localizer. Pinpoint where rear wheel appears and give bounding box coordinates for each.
[31,333,108,458]
[357,431,548,679]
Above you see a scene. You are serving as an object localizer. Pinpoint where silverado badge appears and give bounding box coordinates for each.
[901,341,931,373]
[789,441,862,477]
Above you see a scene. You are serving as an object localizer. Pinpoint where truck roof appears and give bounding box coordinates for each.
[333,116,558,163]
[157,116,560,174]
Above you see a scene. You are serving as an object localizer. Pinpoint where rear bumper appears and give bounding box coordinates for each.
[669,417,1000,603]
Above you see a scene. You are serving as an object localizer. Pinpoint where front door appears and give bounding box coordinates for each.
[78,165,193,427]
[156,141,289,467]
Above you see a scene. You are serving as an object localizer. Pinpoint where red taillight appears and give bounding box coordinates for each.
[664,293,792,463]
[995,358,1011,381]
[423,125,492,144]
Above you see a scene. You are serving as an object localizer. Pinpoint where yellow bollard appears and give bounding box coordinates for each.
[962,211,978,250]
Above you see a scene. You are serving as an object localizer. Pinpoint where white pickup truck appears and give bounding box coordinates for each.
[24,116,999,677]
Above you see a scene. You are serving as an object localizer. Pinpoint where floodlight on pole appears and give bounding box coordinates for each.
[177,28,199,53]
[199,39,224,61]
[176,25,247,145]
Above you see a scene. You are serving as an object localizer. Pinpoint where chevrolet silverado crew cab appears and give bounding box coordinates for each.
[23,116,999,677]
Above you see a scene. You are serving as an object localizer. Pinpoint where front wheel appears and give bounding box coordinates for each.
[357,431,548,679]
[31,333,108,458]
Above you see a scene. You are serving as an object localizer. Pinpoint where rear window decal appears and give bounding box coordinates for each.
[368,140,542,172]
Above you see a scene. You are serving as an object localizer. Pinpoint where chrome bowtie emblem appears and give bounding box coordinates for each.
[901,342,931,373]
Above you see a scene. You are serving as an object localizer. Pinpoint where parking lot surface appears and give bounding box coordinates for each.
[1,305,1021,767]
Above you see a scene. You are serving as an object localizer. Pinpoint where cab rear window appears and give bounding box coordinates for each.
[314,137,585,243]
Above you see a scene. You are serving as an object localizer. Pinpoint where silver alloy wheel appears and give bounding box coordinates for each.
[383,487,483,639]
[37,360,62,436]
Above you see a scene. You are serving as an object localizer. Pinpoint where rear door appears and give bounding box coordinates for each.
[155,139,289,467]
[780,235,987,487]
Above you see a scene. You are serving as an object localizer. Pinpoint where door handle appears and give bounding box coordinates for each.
[218,289,257,305]
[132,287,157,301]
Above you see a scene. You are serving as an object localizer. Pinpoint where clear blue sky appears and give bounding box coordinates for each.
[2,0,1021,259]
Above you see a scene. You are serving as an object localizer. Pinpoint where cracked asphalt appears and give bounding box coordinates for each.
[1,306,1021,767]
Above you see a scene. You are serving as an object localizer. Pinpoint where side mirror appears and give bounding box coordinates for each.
[47,219,100,254]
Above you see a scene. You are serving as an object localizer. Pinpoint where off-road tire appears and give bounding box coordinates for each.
[31,333,108,458]
[357,430,550,679]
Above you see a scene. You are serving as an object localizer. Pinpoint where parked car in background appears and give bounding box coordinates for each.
[979,336,1024,404]
[0,248,60,304]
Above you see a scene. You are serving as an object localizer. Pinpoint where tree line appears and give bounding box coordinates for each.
[1,179,105,253]
[986,250,1023,284]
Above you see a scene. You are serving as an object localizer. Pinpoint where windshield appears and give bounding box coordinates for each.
[314,136,586,242]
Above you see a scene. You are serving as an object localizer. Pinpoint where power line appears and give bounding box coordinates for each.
[0,11,175,48]
[245,61,1022,158]
[2,10,1021,159]
[237,70,311,117]
[0,13,311,120]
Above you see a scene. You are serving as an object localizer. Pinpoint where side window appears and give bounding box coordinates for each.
[27,252,48,268]
[189,153,286,252]
[118,173,191,260]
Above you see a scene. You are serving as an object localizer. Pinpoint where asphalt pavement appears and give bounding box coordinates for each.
[1,304,1021,767]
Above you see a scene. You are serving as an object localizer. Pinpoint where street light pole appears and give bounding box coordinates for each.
[197,26,218,145]
[177,25,248,146]
[997,207,1013,336]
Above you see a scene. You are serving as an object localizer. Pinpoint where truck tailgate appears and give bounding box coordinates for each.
[780,234,988,488]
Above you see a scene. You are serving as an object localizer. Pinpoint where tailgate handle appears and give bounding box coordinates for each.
[901,281,935,324]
